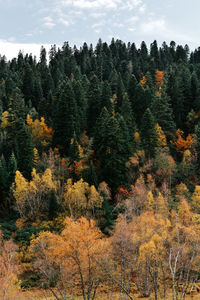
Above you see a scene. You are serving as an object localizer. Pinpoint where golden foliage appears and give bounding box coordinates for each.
[1,111,9,128]
[145,191,154,211]
[191,185,200,213]
[140,75,146,86]
[155,123,167,147]
[30,217,105,299]
[0,229,19,299]
[64,178,103,218]
[13,168,56,220]
[27,114,53,147]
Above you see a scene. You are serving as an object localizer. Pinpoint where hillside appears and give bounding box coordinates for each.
[0,39,200,299]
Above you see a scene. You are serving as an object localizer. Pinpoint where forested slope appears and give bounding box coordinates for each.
[0,39,200,299]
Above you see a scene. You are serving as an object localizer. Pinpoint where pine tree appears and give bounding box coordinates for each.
[151,90,176,137]
[150,40,160,69]
[94,112,131,191]
[69,132,80,163]
[8,152,17,185]
[101,81,113,113]
[87,74,102,135]
[116,73,125,111]
[53,81,79,155]
[132,83,146,126]
[120,93,136,138]
[72,80,87,133]
[84,161,98,189]
[127,74,138,113]
[48,189,58,219]
[15,118,34,179]
[191,72,200,111]
[0,155,8,192]
[140,109,158,157]
[22,63,35,105]
[93,107,111,154]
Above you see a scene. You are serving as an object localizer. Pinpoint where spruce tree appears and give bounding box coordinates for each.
[22,63,35,105]
[48,190,58,219]
[84,161,98,189]
[150,40,160,69]
[94,111,130,191]
[101,81,113,113]
[151,90,176,136]
[140,108,158,158]
[87,74,102,135]
[8,152,17,185]
[72,80,87,133]
[69,132,80,163]
[120,93,136,139]
[191,72,200,111]
[93,107,111,154]
[15,118,34,179]
[53,81,79,155]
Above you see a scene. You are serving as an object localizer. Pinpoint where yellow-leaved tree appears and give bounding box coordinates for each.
[155,123,167,147]
[131,211,171,299]
[0,229,19,300]
[64,178,103,218]
[145,191,154,211]
[13,168,56,220]
[191,185,200,213]
[168,201,200,300]
[27,114,53,149]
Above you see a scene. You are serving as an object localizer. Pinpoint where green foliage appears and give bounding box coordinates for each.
[140,108,158,157]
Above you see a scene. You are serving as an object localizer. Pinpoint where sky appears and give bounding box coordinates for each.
[0,0,200,60]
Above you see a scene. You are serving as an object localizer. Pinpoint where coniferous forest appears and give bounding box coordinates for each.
[1,39,200,299]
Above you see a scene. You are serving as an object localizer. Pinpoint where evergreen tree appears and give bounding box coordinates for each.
[22,63,35,105]
[0,155,9,195]
[8,152,17,185]
[140,108,158,157]
[101,81,113,113]
[116,73,125,111]
[84,161,98,189]
[93,107,111,154]
[48,189,58,219]
[151,90,176,136]
[53,81,79,155]
[15,119,34,179]
[72,80,87,133]
[132,83,146,126]
[94,111,131,191]
[120,93,136,139]
[191,72,200,111]
[69,132,80,163]
[128,74,138,109]
[87,74,102,135]
[150,40,160,68]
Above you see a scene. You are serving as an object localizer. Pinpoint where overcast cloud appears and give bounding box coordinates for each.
[0,0,199,60]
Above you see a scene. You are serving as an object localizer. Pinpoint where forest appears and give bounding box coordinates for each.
[0,39,200,299]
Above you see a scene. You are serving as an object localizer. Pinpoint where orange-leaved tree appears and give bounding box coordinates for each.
[155,70,164,94]
[172,129,193,152]
[27,114,53,149]
[30,217,106,300]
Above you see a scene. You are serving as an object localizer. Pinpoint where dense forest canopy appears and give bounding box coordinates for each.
[1,39,200,299]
